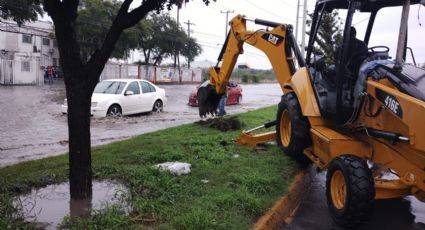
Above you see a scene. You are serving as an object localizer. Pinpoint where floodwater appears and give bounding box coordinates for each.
[14,180,129,230]
[285,171,425,230]
[0,80,282,167]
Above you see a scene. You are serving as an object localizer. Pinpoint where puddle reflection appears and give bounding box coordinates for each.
[14,180,129,229]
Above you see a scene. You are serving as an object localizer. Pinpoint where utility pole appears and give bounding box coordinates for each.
[220,10,234,39]
[184,20,195,69]
[301,0,308,59]
[295,0,301,42]
[174,7,180,68]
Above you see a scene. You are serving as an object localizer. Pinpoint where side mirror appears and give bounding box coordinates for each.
[125,90,134,96]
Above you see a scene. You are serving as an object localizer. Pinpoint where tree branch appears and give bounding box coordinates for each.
[44,0,84,82]
[43,0,62,20]
[124,0,161,28]
[85,0,162,88]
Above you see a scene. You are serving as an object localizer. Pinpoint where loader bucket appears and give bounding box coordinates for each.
[197,82,222,117]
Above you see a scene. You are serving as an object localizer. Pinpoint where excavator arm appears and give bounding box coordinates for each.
[198,14,305,117]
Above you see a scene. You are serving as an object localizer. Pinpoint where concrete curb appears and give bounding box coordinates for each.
[253,166,314,230]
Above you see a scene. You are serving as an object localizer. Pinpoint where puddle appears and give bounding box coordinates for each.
[408,196,425,224]
[14,180,130,229]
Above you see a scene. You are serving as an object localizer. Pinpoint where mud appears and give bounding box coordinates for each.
[196,116,242,131]
[14,180,129,230]
[0,80,282,167]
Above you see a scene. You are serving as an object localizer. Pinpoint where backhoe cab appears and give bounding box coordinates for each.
[200,0,425,227]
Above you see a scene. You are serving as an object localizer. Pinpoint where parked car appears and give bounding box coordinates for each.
[188,81,242,106]
[61,79,167,117]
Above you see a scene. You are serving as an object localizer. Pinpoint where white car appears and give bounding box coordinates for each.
[61,79,167,117]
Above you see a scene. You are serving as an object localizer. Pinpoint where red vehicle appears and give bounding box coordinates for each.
[188,81,242,106]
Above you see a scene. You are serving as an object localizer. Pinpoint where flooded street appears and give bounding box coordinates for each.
[0,80,282,167]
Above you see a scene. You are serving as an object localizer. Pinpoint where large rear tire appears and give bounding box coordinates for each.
[326,155,375,228]
[276,92,312,165]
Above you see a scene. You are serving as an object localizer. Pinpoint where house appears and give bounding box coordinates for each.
[0,20,59,85]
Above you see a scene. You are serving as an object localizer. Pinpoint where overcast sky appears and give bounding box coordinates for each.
[151,0,425,69]
[164,0,317,69]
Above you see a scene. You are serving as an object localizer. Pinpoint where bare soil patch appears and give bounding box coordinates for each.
[196,116,243,131]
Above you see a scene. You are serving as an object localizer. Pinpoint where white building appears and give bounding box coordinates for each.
[0,20,59,85]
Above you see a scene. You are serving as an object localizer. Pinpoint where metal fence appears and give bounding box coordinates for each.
[0,60,203,85]
[100,63,203,84]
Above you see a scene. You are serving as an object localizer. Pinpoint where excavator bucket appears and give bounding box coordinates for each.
[197,81,223,117]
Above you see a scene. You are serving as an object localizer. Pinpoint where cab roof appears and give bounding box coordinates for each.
[316,0,422,12]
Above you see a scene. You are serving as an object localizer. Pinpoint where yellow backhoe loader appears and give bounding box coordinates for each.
[198,0,425,227]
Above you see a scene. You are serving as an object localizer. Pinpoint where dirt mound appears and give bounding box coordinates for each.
[196,116,242,132]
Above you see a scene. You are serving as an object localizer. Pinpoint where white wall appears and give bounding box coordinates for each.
[0,20,59,85]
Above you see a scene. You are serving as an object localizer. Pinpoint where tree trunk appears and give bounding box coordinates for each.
[66,76,93,199]
[43,0,165,200]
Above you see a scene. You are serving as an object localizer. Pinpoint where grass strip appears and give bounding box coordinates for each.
[0,106,299,230]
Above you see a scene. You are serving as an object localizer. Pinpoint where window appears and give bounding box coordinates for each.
[94,81,126,94]
[22,35,32,44]
[42,38,50,46]
[148,83,156,92]
[53,58,58,67]
[140,81,155,93]
[21,61,30,72]
[126,81,140,94]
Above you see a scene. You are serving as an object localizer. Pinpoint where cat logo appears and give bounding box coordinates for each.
[261,33,284,46]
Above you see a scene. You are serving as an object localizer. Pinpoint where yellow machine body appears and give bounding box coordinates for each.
[207,14,425,203]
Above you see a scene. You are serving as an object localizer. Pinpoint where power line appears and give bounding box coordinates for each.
[280,0,296,8]
[353,17,370,26]
[245,0,295,23]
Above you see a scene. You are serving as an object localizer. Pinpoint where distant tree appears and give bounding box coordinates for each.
[309,11,343,64]
[76,0,140,62]
[137,13,196,66]
[0,0,42,25]
[422,63,425,69]
[181,37,202,67]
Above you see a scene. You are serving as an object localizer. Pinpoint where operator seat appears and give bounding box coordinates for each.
[335,27,368,80]
[347,28,368,78]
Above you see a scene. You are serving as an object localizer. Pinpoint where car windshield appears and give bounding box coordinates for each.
[94,81,126,94]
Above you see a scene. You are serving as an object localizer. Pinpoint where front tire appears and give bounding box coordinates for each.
[152,100,163,113]
[107,104,122,117]
[326,155,375,228]
[276,92,312,165]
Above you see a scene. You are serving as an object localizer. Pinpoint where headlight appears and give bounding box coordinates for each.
[91,102,98,107]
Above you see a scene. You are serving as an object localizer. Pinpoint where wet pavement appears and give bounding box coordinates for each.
[0,79,282,167]
[285,171,425,230]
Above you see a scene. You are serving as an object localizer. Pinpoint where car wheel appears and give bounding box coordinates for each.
[107,104,122,117]
[237,95,242,104]
[326,155,375,228]
[152,100,163,113]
